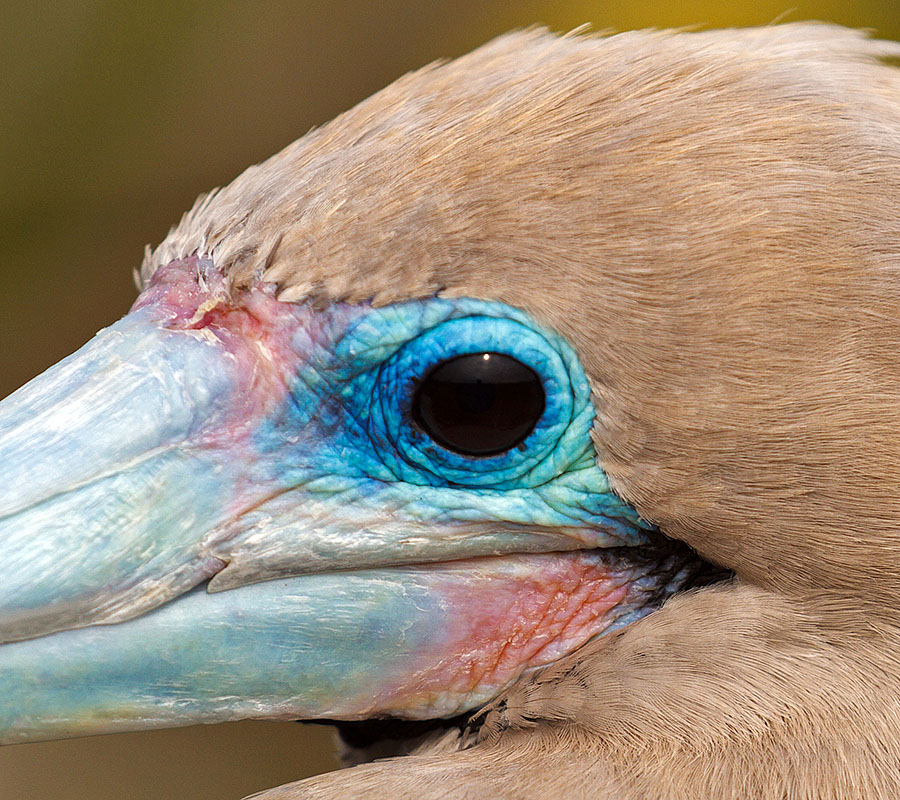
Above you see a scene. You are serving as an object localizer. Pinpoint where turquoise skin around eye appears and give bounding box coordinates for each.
[374,314,578,487]
[255,297,653,546]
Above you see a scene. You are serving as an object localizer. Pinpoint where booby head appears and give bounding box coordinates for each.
[0,256,707,736]
[3,23,900,761]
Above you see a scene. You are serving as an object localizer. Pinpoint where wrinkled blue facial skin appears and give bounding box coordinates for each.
[0,285,685,743]
[205,298,654,587]
[296,298,641,501]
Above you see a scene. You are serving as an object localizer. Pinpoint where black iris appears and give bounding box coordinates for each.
[412,352,545,456]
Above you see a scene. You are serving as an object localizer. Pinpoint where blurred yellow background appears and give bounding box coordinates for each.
[1,1,897,798]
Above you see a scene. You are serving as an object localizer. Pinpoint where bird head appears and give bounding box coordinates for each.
[3,23,900,756]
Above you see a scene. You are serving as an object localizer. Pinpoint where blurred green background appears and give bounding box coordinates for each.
[1,1,897,798]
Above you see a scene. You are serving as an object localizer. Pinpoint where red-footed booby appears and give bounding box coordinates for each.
[3,23,900,799]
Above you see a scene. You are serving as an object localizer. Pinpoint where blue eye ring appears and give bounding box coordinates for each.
[367,308,594,490]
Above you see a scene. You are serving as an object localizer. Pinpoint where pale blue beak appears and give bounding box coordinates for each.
[0,310,235,644]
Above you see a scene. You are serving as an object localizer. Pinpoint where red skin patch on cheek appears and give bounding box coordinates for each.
[374,553,631,716]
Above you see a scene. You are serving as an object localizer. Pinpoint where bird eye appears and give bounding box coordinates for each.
[412,352,545,456]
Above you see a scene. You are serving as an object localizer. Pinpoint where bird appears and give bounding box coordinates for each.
[2,21,900,800]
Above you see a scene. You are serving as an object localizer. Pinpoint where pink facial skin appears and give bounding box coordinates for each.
[366,551,632,718]
[132,256,309,438]
[131,256,363,514]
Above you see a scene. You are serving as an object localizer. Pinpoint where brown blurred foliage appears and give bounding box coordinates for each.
[2,1,898,798]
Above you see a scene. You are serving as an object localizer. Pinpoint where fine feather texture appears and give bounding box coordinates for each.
[143,23,900,799]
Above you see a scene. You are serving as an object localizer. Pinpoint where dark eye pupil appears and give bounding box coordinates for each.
[412,353,545,456]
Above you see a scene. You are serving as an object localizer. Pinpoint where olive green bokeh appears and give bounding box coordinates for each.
[2,1,897,798]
